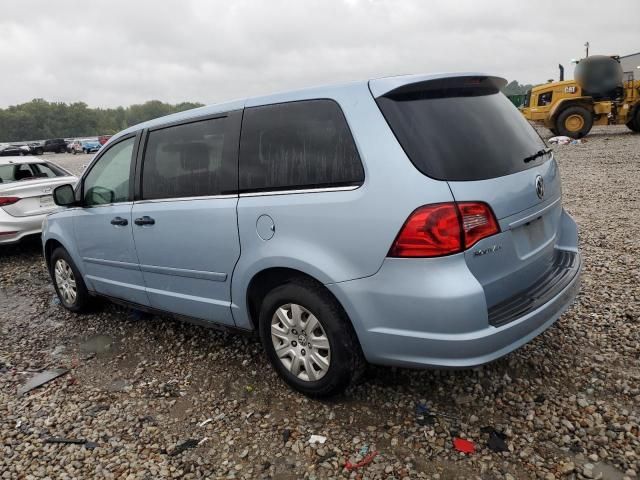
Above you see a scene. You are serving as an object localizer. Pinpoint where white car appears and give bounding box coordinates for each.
[0,157,77,245]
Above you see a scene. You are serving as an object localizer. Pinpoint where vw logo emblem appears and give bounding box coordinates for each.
[535,175,544,200]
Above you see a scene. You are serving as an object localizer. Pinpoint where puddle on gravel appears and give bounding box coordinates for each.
[79,334,116,355]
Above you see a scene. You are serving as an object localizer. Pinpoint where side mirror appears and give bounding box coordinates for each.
[53,184,76,207]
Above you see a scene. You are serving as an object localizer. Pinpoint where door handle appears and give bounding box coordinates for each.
[110,216,128,226]
[134,216,155,226]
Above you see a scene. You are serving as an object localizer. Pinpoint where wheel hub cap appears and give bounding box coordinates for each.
[566,114,584,132]
[270,303,331,382]
[54,259,77,305]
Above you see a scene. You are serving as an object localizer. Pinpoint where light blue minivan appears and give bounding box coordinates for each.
[44,73,581,396]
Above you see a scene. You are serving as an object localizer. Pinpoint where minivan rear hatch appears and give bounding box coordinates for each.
[372,74,570,319]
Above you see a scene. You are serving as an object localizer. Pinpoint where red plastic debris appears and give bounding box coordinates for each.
[344,451,379,471]
[453,437,476,454]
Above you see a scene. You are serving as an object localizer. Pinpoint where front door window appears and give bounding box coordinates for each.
[83,137,134,206]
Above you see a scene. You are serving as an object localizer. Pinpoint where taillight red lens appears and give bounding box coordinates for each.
[388,203,462,257]
[458,202,500,249]
[0,196,20,207]
[389,201,499,258]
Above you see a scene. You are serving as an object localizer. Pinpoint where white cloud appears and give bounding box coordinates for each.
[0,0,638,107]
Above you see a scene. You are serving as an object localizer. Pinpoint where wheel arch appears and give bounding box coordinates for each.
[246,267,326,329]
[244,267,358,341]
[549,97,594,124]
[44,238,65,272]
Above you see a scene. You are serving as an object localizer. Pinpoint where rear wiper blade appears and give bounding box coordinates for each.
[523,147,552,163]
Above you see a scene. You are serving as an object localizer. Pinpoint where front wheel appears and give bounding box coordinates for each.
[555,106,593,139]
[258,281,364,397]
[50,247,91,313]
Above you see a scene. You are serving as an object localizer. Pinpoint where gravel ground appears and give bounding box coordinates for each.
[1,125,639,479]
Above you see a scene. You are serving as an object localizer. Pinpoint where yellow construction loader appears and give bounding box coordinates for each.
[521,55,640,138]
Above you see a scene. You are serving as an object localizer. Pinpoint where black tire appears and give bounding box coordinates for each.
[58,147,66,153]
[626,107,640,133]
[555,106,593,139]
[35,148,43,155]
[258,280,365,397]
[72,149,76,155]
[50,247,91,313]
[549,127,558,136]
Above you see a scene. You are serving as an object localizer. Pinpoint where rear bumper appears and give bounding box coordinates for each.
[328,251,580,368]
[0,210,46,245]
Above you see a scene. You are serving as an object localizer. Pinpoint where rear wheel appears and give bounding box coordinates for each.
[555,106,593,139]
[626,108,640,133]
[258,280,364,397]
[50,247,91,313]
[58,147,66,153]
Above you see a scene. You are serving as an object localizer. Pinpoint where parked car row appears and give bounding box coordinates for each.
[0,137,111,157]
[43,137,104,154]
[66,139,102,154]
[0,143,44,156]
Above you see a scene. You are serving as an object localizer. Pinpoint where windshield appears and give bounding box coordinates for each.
[376,85,546,181]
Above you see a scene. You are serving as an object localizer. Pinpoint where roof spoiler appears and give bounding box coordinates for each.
[368,73,507,98]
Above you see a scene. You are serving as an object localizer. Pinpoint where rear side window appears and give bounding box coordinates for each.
[239,100,364,192]
[33,162,67,178]
[0,163,34,183]
[376,78,547,181]
[141,115,238,200]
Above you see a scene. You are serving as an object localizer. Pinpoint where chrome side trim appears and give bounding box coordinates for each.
[134,194,237,204]
[83,257,140,271]
[140,264,227,282]
[239,185,360,198]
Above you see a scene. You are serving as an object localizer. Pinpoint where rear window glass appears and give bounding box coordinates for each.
[239,100,364,192]
[376,84,547,181]
[141,115,238,200]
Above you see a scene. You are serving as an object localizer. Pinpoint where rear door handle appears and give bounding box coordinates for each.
[110,216,128,226]
[134,216,155,226]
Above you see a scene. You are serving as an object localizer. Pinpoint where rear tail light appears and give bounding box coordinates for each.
[388,201,499,258]
[0,196,20,207]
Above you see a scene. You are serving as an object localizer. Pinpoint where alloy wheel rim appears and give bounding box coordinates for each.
[565,114,584,132]
[270,303,331,382]
[54,259,77,305]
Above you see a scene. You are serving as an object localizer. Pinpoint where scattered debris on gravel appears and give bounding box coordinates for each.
[1,126,639,479]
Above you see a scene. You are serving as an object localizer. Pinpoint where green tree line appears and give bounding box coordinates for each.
[0,99,204,142]
[502,80,534,96]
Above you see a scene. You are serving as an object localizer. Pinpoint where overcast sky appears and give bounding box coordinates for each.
[1,0,638,108]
